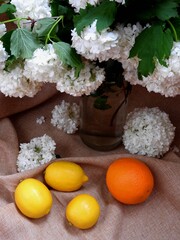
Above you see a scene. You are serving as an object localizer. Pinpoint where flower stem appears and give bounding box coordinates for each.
[167,20,178,42]
[0,18,17,24]
[110,83,131,126]
[45,16,64,45]
[0,17,28,28]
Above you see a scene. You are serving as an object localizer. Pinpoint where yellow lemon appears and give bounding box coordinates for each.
[44,161,88,192]
[66,194,100,229]
[14,178,53,219]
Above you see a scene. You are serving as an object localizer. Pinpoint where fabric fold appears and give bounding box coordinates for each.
[0,85,179,239]
[0,153,179,240]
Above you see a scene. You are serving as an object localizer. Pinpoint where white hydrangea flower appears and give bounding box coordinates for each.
[0,64,42,97]
[17,134,56,172]
[11,0,51,19]
[10,0,51,28]
[116,23,180,97]
[69,0,99,12]
[56,61,105,96]
[71,20,121,62]
[51,100,80,134]
[124,41,180,97]
[24,44,66,83]
[36,116,46,125]
[69,0,125,12]
[0,41,8,70]
[115,22,144,68]
[122,107,175,158]
[0,24,6,37]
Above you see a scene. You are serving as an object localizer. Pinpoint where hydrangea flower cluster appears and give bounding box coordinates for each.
[0,0,180,97]
[51,100,80,134]
[24,43,105,96]
[69,0,125,12]
[11,0,51,28]
[16,134,56,172]
[24,44,65,84]
[0,22,43,97]
[71,20,121,62]
[122,107,176,158]
[56,62,105,96]
[69,0,99,12]
[0,64,42,97]
[123,41,180,97]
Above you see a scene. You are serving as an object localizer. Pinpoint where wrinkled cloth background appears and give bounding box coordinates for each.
[0,84,179,240]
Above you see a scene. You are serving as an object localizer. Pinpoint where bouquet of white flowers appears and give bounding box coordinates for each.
[0,0,180,98]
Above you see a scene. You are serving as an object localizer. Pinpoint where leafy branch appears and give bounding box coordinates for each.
[129,23,174,78]
[73,0,117,35]
[0,4,84,73]
[44,16,64,45]
[1,0,180,79]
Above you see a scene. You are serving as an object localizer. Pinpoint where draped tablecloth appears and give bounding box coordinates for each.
[0,84,179,240]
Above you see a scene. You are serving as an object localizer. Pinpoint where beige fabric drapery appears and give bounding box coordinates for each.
[0,85,179,240]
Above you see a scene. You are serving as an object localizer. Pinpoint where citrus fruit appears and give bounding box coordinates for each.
[66,194,100,229]
[106,157,154,204]
[44,161,88,192]
[14,178,53,218]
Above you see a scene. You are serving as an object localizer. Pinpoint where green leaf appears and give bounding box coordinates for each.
[1,30,13,54]
[50,1,74,19]
[155,0,179,21]
[0,3,16,14]
[51,2,74,43]
[93,96,111,110]
[130,24,173,78]
[33,18,57,38]
[53,42,84,73]
[51,4,68,16]
[10,28,41,59]
[73,0,117,35]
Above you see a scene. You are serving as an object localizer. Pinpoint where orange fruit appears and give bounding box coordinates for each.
[106,157,154,205]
